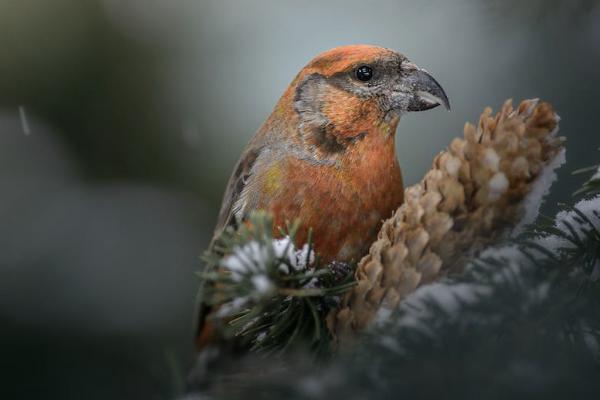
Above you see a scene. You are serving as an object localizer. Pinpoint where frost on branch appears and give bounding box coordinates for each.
[574,162,600,197]
[213,237,315,316]
[328,99,566,344]
[188,192,600,398]
[534,196,600,281]
[200,212,353,353]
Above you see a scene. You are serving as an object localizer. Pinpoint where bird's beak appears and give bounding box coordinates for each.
[397,65,451,112]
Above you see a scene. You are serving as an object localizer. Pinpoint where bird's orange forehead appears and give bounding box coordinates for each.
[304,44,399,77]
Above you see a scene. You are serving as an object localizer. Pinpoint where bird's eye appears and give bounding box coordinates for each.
[355,65,373,82]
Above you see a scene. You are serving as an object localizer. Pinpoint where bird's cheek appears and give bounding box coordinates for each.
[321,88,362,133]
[322,94,382,139]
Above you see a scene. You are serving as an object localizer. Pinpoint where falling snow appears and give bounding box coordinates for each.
[18,106,31,136]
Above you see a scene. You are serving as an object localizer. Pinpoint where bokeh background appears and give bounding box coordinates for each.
[1,0,599,399]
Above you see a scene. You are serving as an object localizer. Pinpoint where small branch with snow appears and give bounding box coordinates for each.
[199,212,355,354]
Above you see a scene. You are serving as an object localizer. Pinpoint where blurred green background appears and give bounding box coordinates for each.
[0,0,598,399]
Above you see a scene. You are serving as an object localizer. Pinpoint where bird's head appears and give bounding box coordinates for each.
[276,45,450,155]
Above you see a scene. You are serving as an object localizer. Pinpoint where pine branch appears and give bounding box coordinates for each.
[187,149,600,399]
[573,148,600,198]
[199,212,355,355]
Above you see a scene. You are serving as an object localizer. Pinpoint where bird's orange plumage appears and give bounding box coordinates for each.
[197,44,449,348]
[259,118,404,262]
[255,48,405,261]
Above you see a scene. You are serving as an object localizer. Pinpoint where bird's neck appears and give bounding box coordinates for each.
[338,116,400,171]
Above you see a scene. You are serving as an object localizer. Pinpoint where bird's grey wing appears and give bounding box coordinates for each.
[197,147,260,347]
[211,146,261,245]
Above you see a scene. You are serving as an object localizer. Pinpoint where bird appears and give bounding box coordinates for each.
[196,44,450,348]
[211,44,449,262]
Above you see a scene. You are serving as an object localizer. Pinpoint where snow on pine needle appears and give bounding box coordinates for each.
[217,236,316,304]
[531,195,600,281]
[573,149,600,198]
[199,212,355,354]
[190,193,600,400]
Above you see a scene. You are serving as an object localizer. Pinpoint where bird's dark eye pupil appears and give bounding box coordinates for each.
[356,65,373,82]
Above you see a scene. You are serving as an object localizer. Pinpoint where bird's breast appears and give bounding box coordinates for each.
[257,134,404,263]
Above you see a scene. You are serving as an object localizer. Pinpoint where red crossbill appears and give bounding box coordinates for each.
[197,44,449,347]
[212,44,449,262]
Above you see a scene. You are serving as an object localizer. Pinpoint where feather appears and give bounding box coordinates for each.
[211,147,261,246]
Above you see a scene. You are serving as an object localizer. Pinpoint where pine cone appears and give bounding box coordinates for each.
[328,99,565,344]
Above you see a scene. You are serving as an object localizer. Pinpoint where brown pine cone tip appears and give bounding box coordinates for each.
[327,98,566,345]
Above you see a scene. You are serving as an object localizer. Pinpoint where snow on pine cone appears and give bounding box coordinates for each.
[327,99,565,344]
